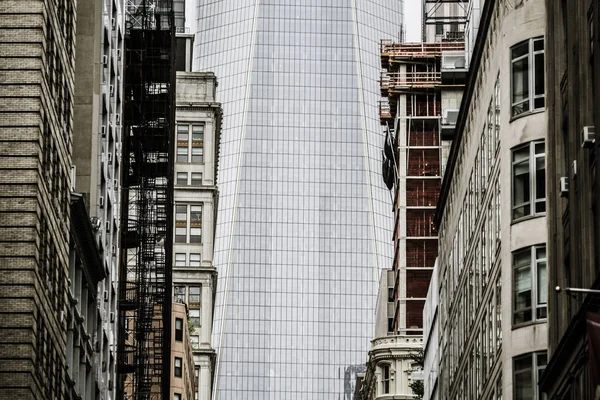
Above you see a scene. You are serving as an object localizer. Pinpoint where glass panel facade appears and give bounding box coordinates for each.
[194,1,401,398]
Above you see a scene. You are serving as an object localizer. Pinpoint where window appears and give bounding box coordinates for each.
[190,335,199,349]
[175,204,203,244]
[435,23,443,35]
[174,286,185,302]
[513,245,547,325]
[512,141,545,220]
[190,253,201,267]
[513,351,547,400]
[176,172,187,185]
[191,172,203,186]
[189,309,200,327]
[177,124,205,163]
[175,253,186,267]
[381,364,390,394]
[174,357,182,377]
[190,205,202,243]
[174,394,181,400]
[511,37,545,117]
[189,286,201,303]
[176,125,189,162]
[175,318,183,341]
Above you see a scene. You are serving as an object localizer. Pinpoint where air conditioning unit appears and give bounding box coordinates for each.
[444,109,459,126]
[100,125,106,137]
[110,85,114,97]
[582,126,596,148]
[110,312,115,323]
[115,114,121,126]
[560,177,569,197]
[102,55,108,66]
[99,196,105,208]
[103,290,109,302]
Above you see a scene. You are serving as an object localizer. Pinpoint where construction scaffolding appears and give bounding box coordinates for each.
[380,38,465,333]
[117,1,175,399]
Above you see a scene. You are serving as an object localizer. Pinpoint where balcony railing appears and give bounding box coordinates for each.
[381,71,442,89]
[380,39,465,58]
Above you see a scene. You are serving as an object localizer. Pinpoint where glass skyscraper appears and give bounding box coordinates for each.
[193,2,403,398]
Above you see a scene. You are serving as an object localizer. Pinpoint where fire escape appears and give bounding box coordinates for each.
[117,1,175,399]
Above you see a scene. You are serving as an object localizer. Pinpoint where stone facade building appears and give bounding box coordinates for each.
[173,71,221,400]
[435,0,548,398]
[540,0,600,398]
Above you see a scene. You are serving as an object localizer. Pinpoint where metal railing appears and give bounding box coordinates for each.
[380,39,465,58]
[381,71,442,88]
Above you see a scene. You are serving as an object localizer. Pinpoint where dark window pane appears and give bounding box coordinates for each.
[512,42,529,58]
[534,53,545,97]
[512,57,529,105]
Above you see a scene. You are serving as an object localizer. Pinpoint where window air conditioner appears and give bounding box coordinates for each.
[560,177,569,197]
[582,126,596,149]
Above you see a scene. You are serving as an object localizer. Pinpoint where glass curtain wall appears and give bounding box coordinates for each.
[194,1,402,398]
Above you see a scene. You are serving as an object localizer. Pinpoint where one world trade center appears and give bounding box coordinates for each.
[193,1,403,398]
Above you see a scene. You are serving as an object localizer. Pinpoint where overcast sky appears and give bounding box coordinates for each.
[404,0,422,42]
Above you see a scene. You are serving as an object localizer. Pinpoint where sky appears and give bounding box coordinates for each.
[405,0,423,42]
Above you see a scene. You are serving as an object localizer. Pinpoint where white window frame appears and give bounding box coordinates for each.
[174,204,203,244]
[511,37,545,117]
[513,245,547,326]
[511,140,545,221]
[380,363,391,394]
[176,123,205,163]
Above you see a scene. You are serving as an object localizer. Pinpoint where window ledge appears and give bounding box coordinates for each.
[511,319,547,331]
[510,212,546,226]
[509,108,545,123]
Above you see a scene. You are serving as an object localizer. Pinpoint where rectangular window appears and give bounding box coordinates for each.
[174,285,185,302]
[175,253,186,267]
[511,37,545,117]
[175,318,183,341]
[177,124,204,164]
[191,172,203,186]
[174,394,182,400]
[190,253,201,267]
[176,172,187,185]
[174,357,182,377]
[174,204,203,244]
[513,351,547,399]
[512,141,545,220]
[513,245,547,325]
[189,286,201,303]
[189,309,200,327]
[382,364,390,394]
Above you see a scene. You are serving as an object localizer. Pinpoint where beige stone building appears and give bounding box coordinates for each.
[0,0,76,398]
[435,0,548,398]
[173,70,221,400]
[171,301,197,400]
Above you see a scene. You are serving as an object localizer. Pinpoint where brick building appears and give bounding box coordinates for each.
[0,0,77,398]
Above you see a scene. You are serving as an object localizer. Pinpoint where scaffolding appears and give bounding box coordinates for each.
[117,1,175,399]
[380,37,466,334]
